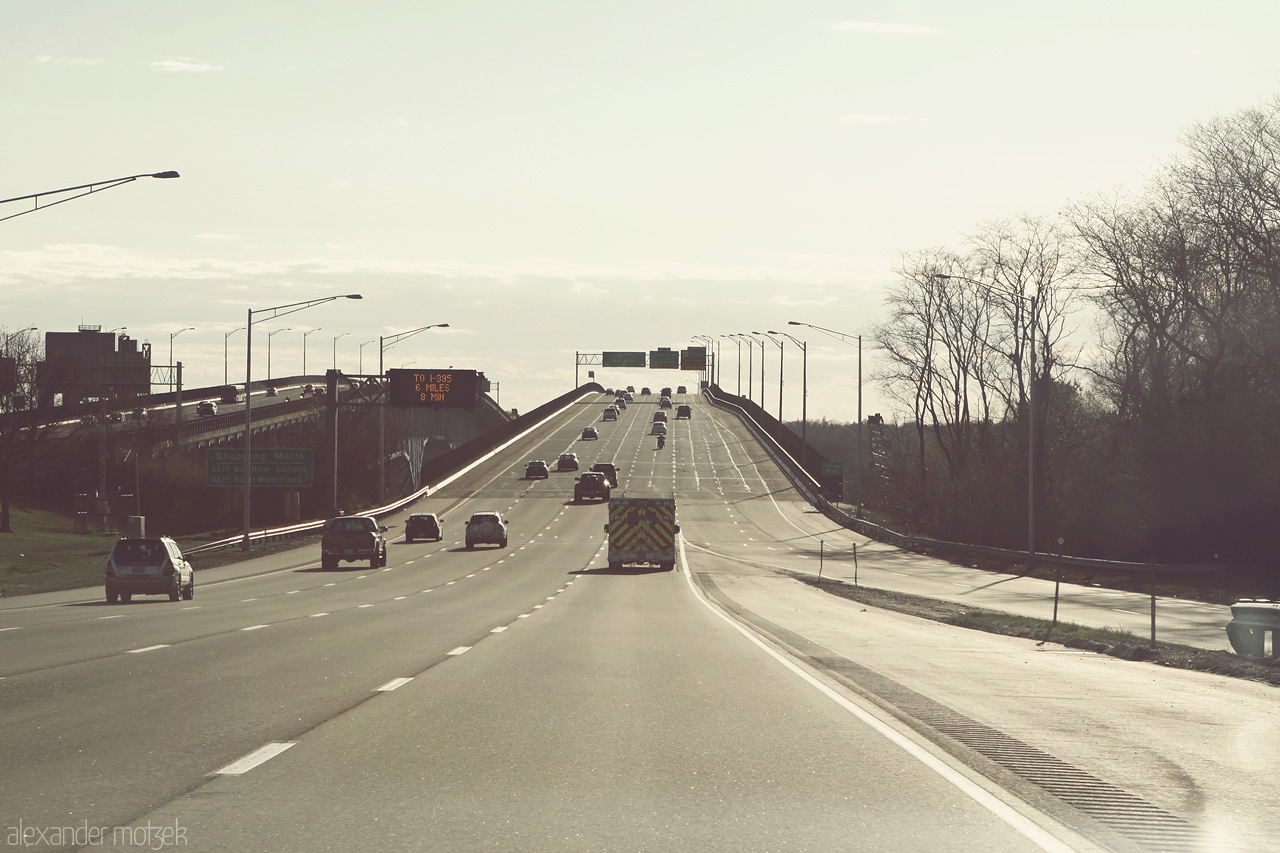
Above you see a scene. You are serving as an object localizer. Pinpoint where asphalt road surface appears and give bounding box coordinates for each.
[1,392,1273,852]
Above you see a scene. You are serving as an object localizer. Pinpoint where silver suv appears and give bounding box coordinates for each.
[105,537,194,604]
[465,512,508,549]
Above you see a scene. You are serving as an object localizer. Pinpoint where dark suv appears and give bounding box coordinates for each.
[589,462,619,488]
[105,537,194,603]
[405,513,442,542]
[573,472,611,503]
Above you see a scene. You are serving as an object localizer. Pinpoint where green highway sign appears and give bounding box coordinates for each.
[207,448,314,488]
[603,351,647,368]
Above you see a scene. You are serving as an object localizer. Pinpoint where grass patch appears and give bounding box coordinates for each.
[0,507,122,597]
[788,571,1280,689]
[0,508,305,597]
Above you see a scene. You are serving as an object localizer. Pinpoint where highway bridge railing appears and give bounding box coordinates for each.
[701,384,1222,581]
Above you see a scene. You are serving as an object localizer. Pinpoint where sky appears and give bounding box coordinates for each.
[5,1,1280,423]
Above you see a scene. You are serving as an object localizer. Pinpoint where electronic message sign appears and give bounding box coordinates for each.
[387,368,480,408]
[681,346,707,371]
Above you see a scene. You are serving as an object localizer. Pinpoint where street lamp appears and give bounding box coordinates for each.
[0,171,180,224]
[108,326,127,335]
[742,333,767,407]
[359,340,377,374]
[2,327,37,350]
[692,335,716,387]
[720,335,743,396]
[267,328,291,381]
[932,272,1041,573]
[224,327,245,386]
[756,331,783,421]
[243,295,362,549]
[769,331,807,467]
[790,320,863,517]
[379,323,449,501]
[302,329,322,376]
[332,333,349,370]
[169,327,194,369]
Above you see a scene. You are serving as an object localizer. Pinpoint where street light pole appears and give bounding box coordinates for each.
[379,323,449,502]
[267,328,291,382]
[359,340,377,375]
[169,327,194,424]
[0,171,180,224]
[168,327,194,373]
[770,331,807,467]
[224,327,245,386]
[720,335,742,396]
[332,333,349,370]
[790,320,863,516]
[243,295,362,550]
[757,331,783,421]
[303,329,321,376]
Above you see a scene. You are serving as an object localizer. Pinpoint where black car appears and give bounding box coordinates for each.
[525,460,549,479]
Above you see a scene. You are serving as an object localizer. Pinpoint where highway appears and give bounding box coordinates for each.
[1,391,1275,852]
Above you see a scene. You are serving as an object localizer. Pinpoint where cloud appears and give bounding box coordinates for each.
[841,115,910,124]
[36,55,102,66]
[144,58,224,73]
[831,21,944,35]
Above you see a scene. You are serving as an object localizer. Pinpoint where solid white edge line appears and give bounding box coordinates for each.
[126,644,170,654]
[211,742,296,776]
[376,677,413,692]
[241,624,269,631]
[677,536,1076,853]
[447,646,471,655]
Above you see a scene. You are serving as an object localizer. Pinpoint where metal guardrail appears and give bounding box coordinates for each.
[701,388,1220,578]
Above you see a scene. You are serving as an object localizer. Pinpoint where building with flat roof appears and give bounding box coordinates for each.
[37,325,150,407]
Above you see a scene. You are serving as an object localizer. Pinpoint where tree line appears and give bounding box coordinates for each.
[845,94,1280,583]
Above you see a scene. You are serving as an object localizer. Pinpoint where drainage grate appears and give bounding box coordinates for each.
[810,656,1223,853]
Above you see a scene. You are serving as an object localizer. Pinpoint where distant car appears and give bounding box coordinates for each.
[614,398,627,409]
[465,512,508,549]
[623,392,633,401]
[661,387,672,397]
[196,401,217,417]
[581,427,599,440]
[105,536,194,604]
[626,386,635,393]
[525,460,549,479]
[405,513,442,542]
[650,422,668,435]
[557,453,579,471]
[641,387,651,395]
[659,397,672,409]
[265,386,278,397]
[590,462,619,488]
[677,386,687,394]
[602,407,618,421]
[653,411,667,423]
[574,472,611,503]
[676,404,692,419]
[106,411,123,423]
